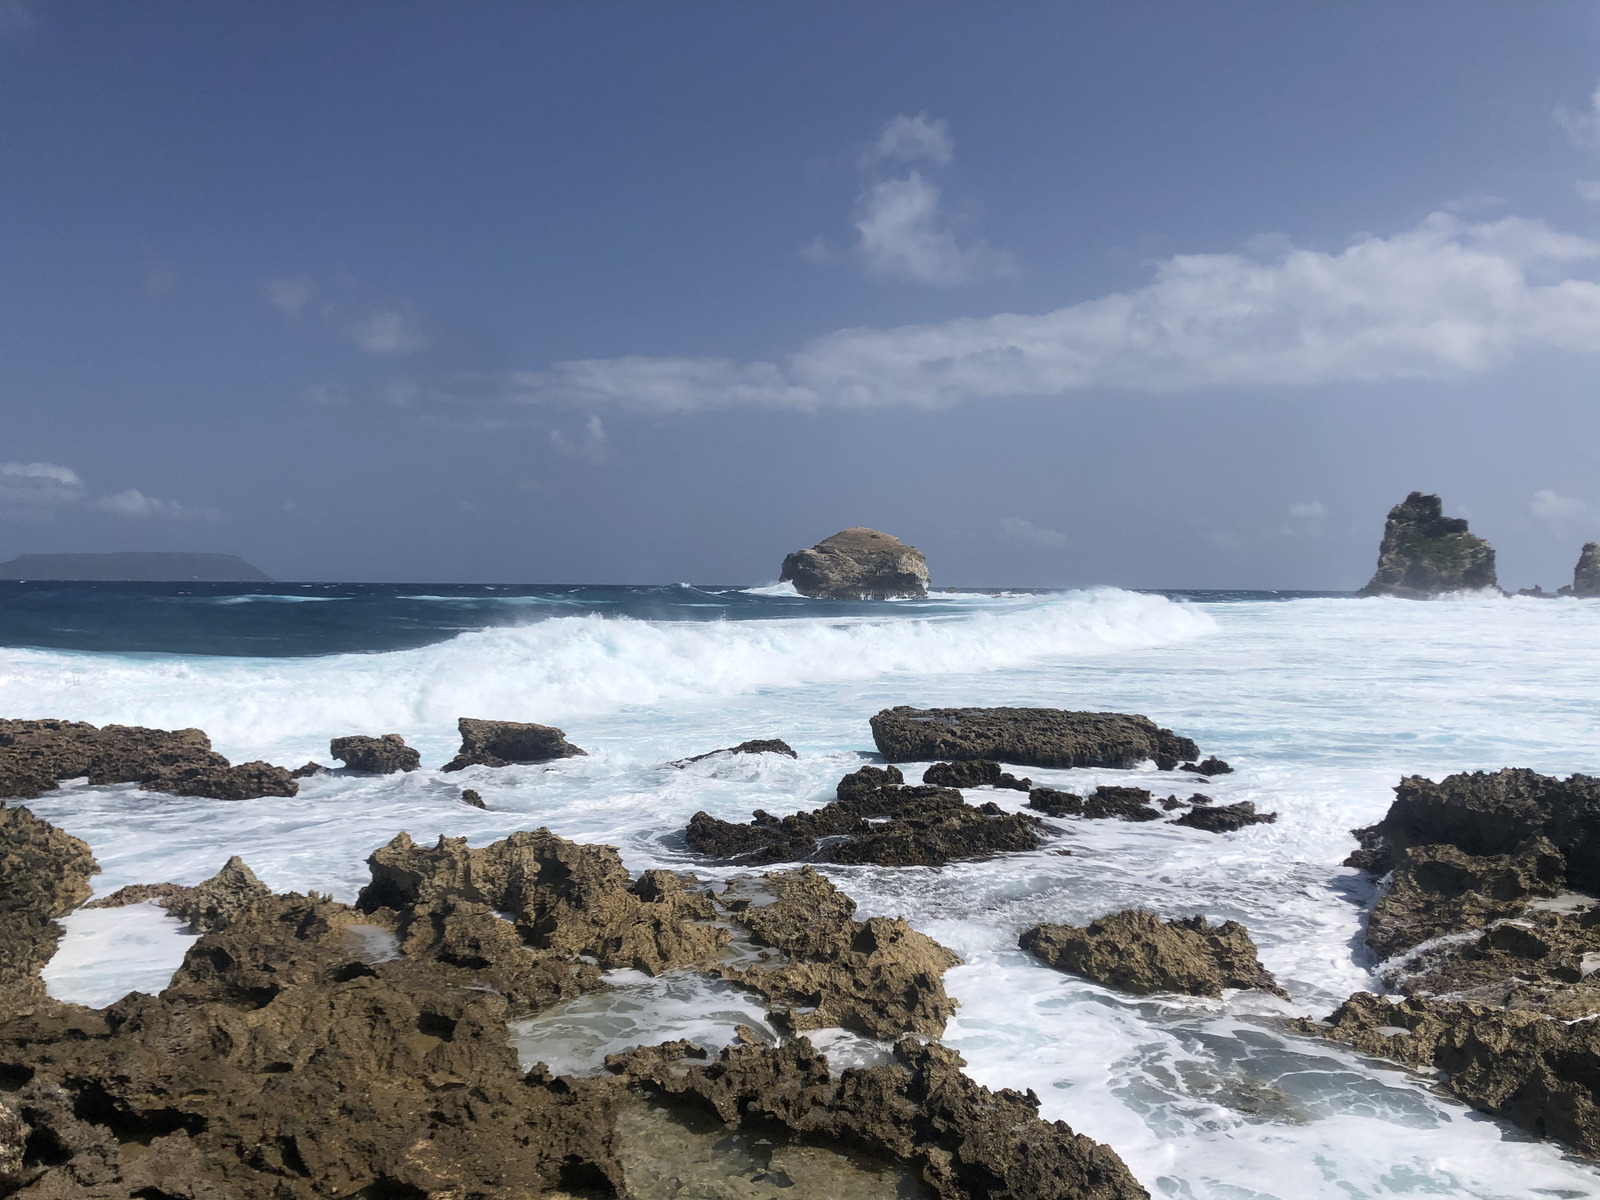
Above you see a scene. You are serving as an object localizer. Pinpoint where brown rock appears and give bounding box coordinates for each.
[1171,801,1277,834]
[440,716,587,772]
[0,718,227,800]
[1021,909,1286,999]
[608,1036,1149,1200]
[0,803,98,1011]
[1181,756,1234,776]
[140,759,298,801]
[1357,491,1498,598]
[1028,787,1084,816]
[328,733,420,773]
[1574,542,1600,597]
[460,787,486,808]
[871,706,1199,771]
[922,760,1032,790]
[779,527,930,600]
[86,855,271,933]
[673,738,798,766]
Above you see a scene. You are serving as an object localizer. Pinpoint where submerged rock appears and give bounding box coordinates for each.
[329,732,421,773]
[0,717,298,802]
[440,716,588,772]
[1356,491,1498,598]
[922,759,1031,790]
[779,527,930,600]
[871,706,1199,771]
[1574,542,1600,597]
[715,867,960,1039]
[1172,801,1277,833]
[0,803,97,1010]
[1021,909,1286,999]
[673,738,798,766]
[459,787,486,808]
[609,1036,1148,1200]
[685,766,1046,867]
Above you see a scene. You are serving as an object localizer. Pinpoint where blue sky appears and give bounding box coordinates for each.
[4,2,1600,586]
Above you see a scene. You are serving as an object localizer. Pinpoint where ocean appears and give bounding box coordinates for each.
[7,580,1599,1199]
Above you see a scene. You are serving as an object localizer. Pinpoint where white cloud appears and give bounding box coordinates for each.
[1532,489,1592,525]
[304,382,350,405]
[999,516,1068,548]
[0,0,33,34]
[485,212,1600,413]
[264,275,315,314]
[1288,501,1326,519]
[89,489,220,521]
[853,172,1017,285]
[867,113,954,167]
[0,461,84,513]
[549,415,610,464]
[1557,81,1600,149]
[1578,181,1600,203]
[349,310,427,355]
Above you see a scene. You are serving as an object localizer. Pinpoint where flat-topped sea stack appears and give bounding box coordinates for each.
[779,527,929,599]
[1357,492,1497,598]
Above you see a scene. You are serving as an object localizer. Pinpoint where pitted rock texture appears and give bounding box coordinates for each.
[328,732,420,773]
[673,738,798,766]
[715,867,961,1039]
[1357,491,1498,598]
[1296,992,1600,1159]
[779,527,930,600]
[0,803,97,1011]
[1171,801,1277,833]
[922,760,1031,791]
[685,766,1045,867]
[0,717,295,802]
[872,707,1198,771]
[1020,909,1286,999]
[87,855,272,933]
[608,1036,1149,1200]
[1347,768,1600,957]
[440,716,588,772]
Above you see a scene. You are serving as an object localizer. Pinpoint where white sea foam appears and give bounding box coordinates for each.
[20,591,1600,1198]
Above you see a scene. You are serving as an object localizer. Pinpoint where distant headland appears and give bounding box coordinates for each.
[0,552,272,582]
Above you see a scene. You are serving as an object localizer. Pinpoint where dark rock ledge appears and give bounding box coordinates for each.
[0,803,1146,1197]
[871,706,1199,771]
[440,716,587,772]
[1297,767,1600,1158]
[1028,784,1276,833]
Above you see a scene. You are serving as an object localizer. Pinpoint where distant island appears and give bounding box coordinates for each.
[0,552,272,582]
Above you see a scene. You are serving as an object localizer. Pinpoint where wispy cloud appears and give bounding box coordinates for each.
[1557,81,1600,149]
[1288,501,1326,519]
[549,414,610,464]
[349,309,428,356]
[812,113,1016,287]
[0,462,216,521]
[472,212,1600,414]
[89,488,221,521]
[1578,181,1600,203]
[263,275,315,314]
[0,0,34,34]
[999,516,1067,548]
[1532,488,1593,527]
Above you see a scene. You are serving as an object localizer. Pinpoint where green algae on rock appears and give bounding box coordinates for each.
[1356,491,1497,598]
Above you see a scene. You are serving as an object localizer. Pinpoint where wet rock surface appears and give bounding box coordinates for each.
[1181,756,1233,776]
[1171,801,1277,833]
[685,765,1046,867]
[609,1036,1148,1200]
[441,716,588,772]
[328,732,421,773]
[871,706,1199,771]
[1357,491,1498,598]
[0,717,297,802]
[1020,909,1286,999]
[0,803,97,1011]
[674,738,798,766]
[922,760,1031,790]
[87,855,272,933]
[779,527,930,600]
[714,867,960,1039]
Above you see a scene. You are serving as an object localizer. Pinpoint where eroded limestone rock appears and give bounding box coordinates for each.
[1357,491,1498,598]
[441,716,588,772]
[0,803,97,1011]
[922,760,1031,790]
[779,528,930,600]
[871,707,1198,771]
[329,732,420,773]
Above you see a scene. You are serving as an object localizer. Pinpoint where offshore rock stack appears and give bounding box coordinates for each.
[779,527,930,599]
[1357,492,1497,598]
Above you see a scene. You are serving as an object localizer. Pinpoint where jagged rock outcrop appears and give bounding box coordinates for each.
[1021,909,1285,999]
[871,706,1199,771]
[922,760,1031,790]
[0,803,97,1011]
[1181,756,1233,776]
[1357,491,1498,598]
[685,765,1046,867]
[1573,542,1600,597]
[439,716,587,772]
[673,738,797,766]
[328,733,420,773]
[715,867,960,1038]
[779,528,930,600]
[87,855,272,933]
[1025,785,1268,832]
[0,717,297,802]
[609,1037,1148,1200]
[1171,801,1277,833]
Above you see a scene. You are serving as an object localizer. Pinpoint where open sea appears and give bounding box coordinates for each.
[6,580,1600,1199]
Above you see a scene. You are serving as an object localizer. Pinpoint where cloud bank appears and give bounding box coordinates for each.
[481,212,1600,414]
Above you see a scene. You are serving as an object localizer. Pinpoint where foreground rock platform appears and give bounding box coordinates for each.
[1021,909,1285,999]
[1357,491,1497,598]
[871,706,1199,771]
[0,806,1141,1198]
[0,717,296,803]
[685,765,1046,867]
[779,527,930,600]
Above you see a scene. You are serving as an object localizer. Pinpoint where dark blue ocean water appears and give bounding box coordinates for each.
[0,582,1347,657]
